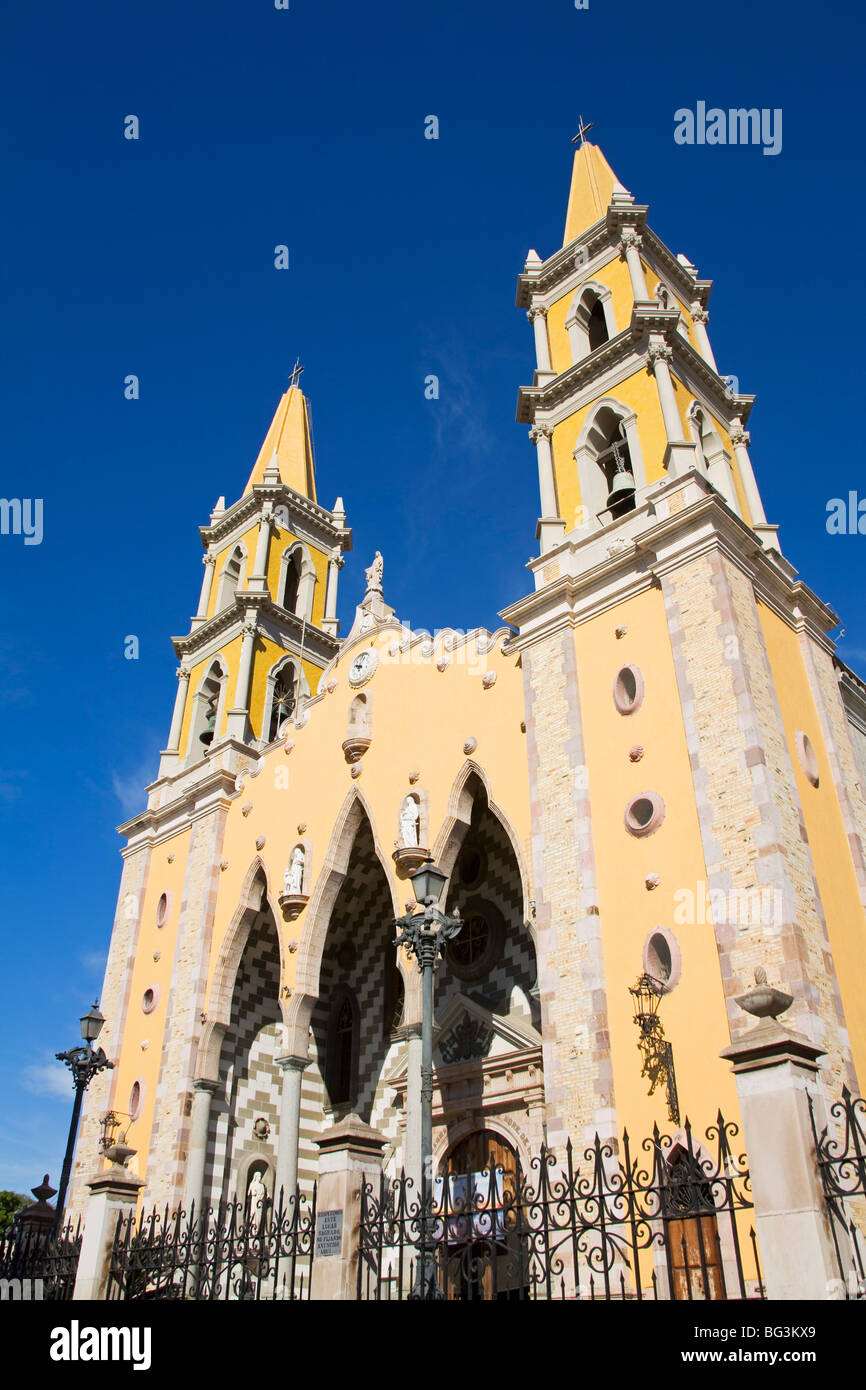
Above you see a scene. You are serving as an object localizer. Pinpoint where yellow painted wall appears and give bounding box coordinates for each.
[112,833,190,1180]
[758,604,866,1085]
[575,588,742,1139]
[265,524,329,626]
[546,255,634,375]
[206,523,261,622]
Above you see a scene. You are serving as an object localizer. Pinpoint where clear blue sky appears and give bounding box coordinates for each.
[1,0,864,1193]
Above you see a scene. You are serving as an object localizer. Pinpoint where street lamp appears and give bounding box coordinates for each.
[54,1003,114,1228]
[628,974,679,1125]
[393,856,462,1299]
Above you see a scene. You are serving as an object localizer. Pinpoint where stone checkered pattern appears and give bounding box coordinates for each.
[439,802,539,1023]
[204,910,282,1203]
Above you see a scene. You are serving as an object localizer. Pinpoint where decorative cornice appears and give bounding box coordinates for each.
[199,481,351,554]
[172,593,340,661]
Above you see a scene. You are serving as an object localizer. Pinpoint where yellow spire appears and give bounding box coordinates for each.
[563,141,623,246]
[244,386,318,501]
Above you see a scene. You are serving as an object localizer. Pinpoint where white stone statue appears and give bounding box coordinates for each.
[247,1169,267,1211]
[284,846,305,895]
[399,797,420,847]
[364,550,384,594]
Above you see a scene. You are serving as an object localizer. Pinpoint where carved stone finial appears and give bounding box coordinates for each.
[735,967,793,1020]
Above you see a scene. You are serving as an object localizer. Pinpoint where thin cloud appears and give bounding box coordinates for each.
[22,1057,72,1101]
[111,751,158,816]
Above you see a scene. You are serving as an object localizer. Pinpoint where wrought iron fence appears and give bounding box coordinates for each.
[0,1219,82,1300]
[107,1186,316,1301]
[359,1113,764,1301]
[810,1086,866,1300]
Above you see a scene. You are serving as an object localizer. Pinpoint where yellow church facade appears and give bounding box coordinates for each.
[67,143,866,1291]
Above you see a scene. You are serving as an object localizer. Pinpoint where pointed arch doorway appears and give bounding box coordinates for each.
[439,1129,526,1301]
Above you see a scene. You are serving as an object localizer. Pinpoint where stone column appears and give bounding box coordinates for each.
[275,1056,309,1200]
[248,506,273,593]
[72,1149,145,1301]
[690,303,718,371]
[183,1078,219,1213]
[647,341,699,478]
[226,616,258,740]
[729,417,768,528]
[159,665,191,776]
[619,228,648,302]
[193,551,216,625]
[528,304,553,378]
[529,423,565,553]
[309,1114,387,1301]
[321,547,343,638]
[720,978,840,1301]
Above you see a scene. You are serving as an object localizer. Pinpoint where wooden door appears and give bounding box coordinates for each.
[441,1131,521,1300]
[669,1214,725,1300]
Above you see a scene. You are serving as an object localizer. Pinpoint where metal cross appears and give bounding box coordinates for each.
[288,358,305,389]
[572,116,595,148]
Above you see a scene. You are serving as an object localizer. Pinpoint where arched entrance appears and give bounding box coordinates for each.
[439,1129,527,1301]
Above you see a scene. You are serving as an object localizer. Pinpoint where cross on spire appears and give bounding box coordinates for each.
[572,116,595,148]
[288,358,305,390]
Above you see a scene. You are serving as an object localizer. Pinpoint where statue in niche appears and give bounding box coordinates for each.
[246,1169,267,1212]
[399,796,420,847]
[284,846,305,895]
[364,550,384,594]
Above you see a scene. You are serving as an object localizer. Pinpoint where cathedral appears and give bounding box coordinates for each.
[68,138,866,1262]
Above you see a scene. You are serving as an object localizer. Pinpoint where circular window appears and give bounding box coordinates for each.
[795,731,820,788]
[446,899,504,981]
[141,985,160,1015]
[129,1080,144,1122]
[624,792,666,837]
[643,928,682,992]
[613,665,645,715]
[156,892,170,928]
[458,842,487,890]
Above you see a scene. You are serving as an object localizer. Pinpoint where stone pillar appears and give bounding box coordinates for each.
[528,304,553,378]
[729,417,769,529]
[647,341,699,478]
[720,979,840,1301]
[158,666,191,777]
[690,303,719,371]
[248,506,273,592]
[309,1114,387,1301]
[321,547,343,638]
[183,1078,219,1213]
[226,616,258,740]
[193,551,216,624]
[619,228,648,302]
[72,1150,145,1301]
[529,424,566,553]
[275,1056,308,1199]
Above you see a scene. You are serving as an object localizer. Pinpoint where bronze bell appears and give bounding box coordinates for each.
[606,466,636,516]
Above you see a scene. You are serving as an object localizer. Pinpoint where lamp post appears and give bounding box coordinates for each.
[54,1003,114,1228]
[394,856,462,1299]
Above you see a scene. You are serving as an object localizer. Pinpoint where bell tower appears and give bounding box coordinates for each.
[516,136,776,558]
[504,136,865,1153]
[159,380,352,777]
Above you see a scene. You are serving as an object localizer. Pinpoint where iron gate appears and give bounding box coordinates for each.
[0,1218,81,1300]
[810,1086,866,1300]
[358,1114,764,1301]
[107,1186,316,1300]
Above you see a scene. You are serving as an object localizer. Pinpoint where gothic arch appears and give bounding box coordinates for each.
[433,1112,532,1176]
[262,653,311,744]
[197,856,284,1082]
[573,397,647,528]
[566,280,617,361]
[215,541,248,613]
[687,403,740,515]
[284,789,400,1058]
[431,761,533,932]
[278,541,317,620]
[187,655,230,760]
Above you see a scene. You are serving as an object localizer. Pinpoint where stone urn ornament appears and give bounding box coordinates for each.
[734,966,794,1020]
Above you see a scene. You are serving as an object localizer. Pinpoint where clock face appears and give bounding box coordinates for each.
[348,649,376,686]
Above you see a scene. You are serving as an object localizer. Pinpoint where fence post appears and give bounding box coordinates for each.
[720,975,840,1300]
[72,1140,144,1301]
[309,1113,386,1301]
